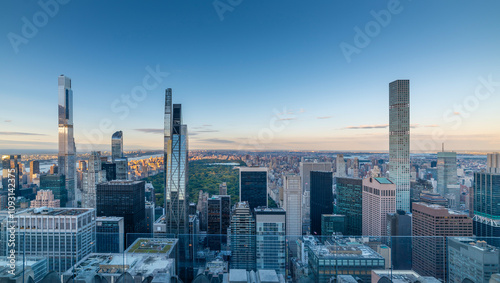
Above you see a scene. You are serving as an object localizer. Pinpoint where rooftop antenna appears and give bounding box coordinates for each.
[442,143,444,152]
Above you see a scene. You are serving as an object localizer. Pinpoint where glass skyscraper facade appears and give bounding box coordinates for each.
[239,167,268,210]
[112,131,128,180]
[437,151,458,195]
[335,177,362,236]
[58,75,76,207]
[82,151,105,209]
[473,172,500,219]
[255,207,286,275]
[96,216,125,253]
[473,172,500,243]
[437,151,459,208]
[96,180,146,246]
[102,162,117,181]
[40,174,67,207]
[321,214,346,236]
[207,195,231,250]
[164,89,189,237]
[229,202,256,271]
[111,131,123,162]
[310,171,333,235]
[284,175,302,237]
[389,79,410,212]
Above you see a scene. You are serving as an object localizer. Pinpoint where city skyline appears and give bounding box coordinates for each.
[1,1,500,153]
[2,2,500,281]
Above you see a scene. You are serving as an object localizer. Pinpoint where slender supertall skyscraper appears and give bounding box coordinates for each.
[164,89,189,237]
[58,75,76,207]
[389,79,410,212]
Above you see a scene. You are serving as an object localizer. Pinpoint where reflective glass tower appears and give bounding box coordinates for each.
[389,79,410,212]
[164,89,188,237]
[111,131,123,162]
[58,75,76,207]
[473,170,500,242]
[255,207,286,274]
[310,171,333,235]
[437,150,459,208]
[239,167,268,210]
[112,131,128,180]
[336,177,362,236]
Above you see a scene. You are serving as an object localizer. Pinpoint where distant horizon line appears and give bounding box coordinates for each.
[1,148,496,156]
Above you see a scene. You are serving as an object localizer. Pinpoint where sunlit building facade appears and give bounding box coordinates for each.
[284,175,302,238]
[255,207,286,275]
[164,89,189,237]
[58,75,76,207]
[9,207,96,273]
[112,131,128,180]
[389,79,410,212]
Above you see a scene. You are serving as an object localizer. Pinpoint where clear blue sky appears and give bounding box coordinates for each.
[1,0,500,152]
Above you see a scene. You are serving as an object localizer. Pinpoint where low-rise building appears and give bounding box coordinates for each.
[306,237,385,283]
[448,238,500,283]
[3,207,96,273]
[61,253,175,283]
[0,257,48,283]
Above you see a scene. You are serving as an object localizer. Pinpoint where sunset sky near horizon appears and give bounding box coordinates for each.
[1,0,500,153]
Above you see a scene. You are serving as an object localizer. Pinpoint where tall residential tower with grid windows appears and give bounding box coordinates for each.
[389,79,410,212]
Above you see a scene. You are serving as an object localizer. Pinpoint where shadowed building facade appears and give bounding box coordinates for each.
[412,202,472,280]
[96,180,146,247]
[310,171,333,235]
[239,167,268,210]
[336,177,363,236]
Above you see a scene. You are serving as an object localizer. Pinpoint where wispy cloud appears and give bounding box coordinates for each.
[411,124,440,128]
[0,131,46,136]
[191,124,218,133]
[279,117,296,121]
[199,138,235,144]
[4,120,12,123]
[134,128,163,134]
[195,129,219,133]
[317,116,332,119]
[343,124,389,129]
[0,139,55,145]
